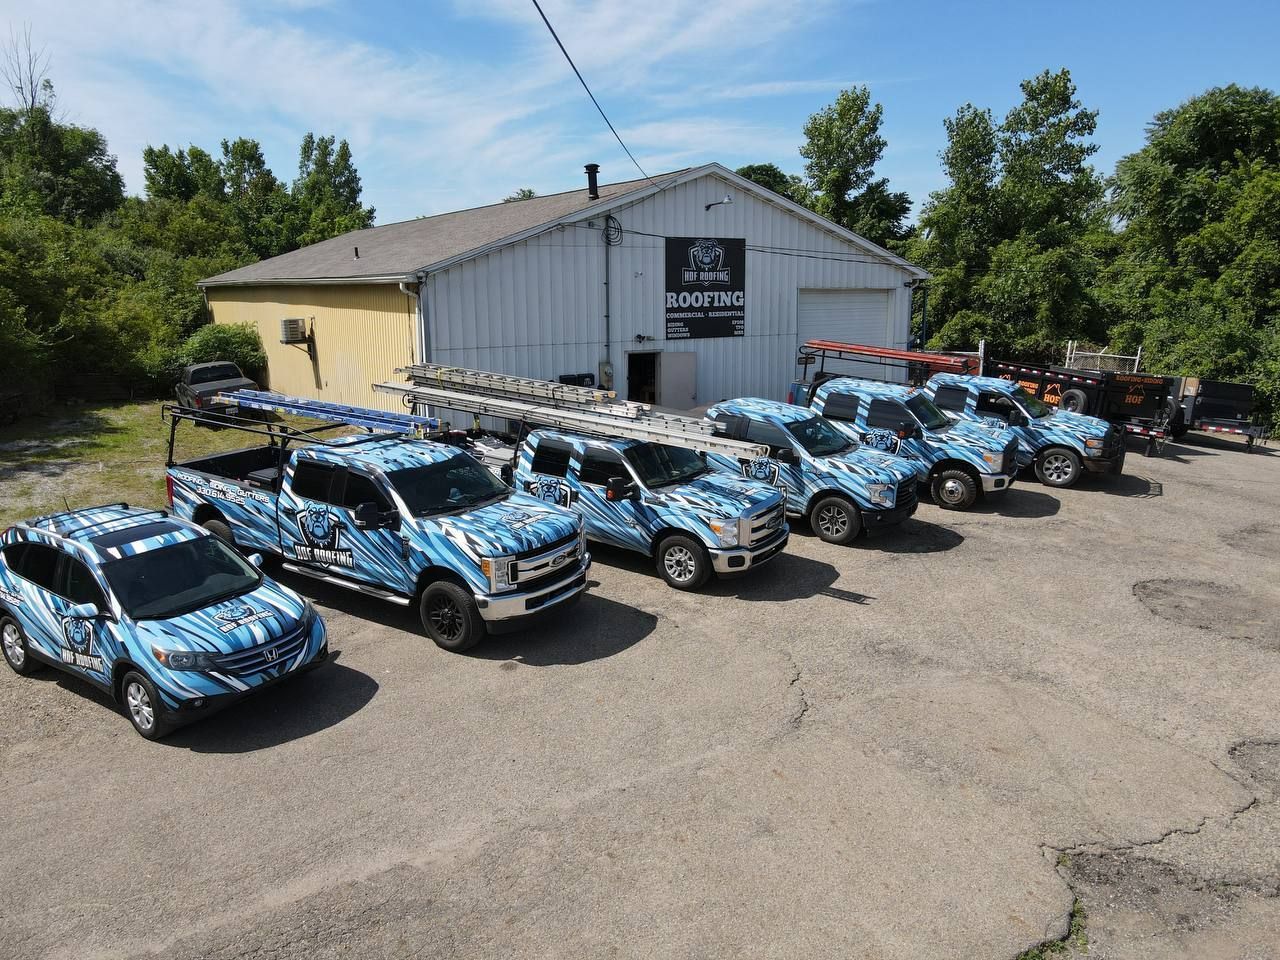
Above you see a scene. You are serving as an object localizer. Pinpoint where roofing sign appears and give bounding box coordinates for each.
[665,237,746,340]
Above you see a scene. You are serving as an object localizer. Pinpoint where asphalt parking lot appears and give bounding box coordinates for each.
[3,434,1278,960]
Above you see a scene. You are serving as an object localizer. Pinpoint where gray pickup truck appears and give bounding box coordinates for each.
[174,362,258,414]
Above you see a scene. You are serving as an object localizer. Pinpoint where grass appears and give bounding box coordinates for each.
[1014,899,1088,959]
[0,400,351,528]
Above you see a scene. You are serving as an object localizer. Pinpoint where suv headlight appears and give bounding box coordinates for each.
[480,556,513,592]
[867,483,896,508]
[705,518,739,548]
[152,645,219,671]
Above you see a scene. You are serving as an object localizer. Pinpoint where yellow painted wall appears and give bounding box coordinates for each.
[206,284,416,411]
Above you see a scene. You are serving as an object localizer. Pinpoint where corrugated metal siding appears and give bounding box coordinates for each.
[426,171,915,406]
[207,284,416,411]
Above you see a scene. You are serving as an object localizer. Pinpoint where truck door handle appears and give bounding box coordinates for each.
[279,506,297,516]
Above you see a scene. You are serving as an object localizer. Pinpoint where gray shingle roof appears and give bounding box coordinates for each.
[200,171,686,286]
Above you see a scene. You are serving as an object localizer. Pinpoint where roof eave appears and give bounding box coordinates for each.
[198,273,414,289]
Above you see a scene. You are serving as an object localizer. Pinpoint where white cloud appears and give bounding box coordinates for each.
[0,0,839,221]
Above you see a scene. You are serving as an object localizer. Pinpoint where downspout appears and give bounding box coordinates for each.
[400,277,428,364]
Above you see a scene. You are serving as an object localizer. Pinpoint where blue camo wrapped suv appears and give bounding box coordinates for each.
[703,398,920,545]
[512,430,789,590]
[922,374,1125,489]
[799,377,1022,511]
[0,504,327,739]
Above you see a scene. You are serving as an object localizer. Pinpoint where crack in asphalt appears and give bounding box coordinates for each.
[782,649,812,729]
[1044,796,1263,859]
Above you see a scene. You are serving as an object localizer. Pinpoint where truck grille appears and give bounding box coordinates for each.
[895,479,918,512]
[746,504,786,546]
[214,623,308,676]
[509,537,583,590]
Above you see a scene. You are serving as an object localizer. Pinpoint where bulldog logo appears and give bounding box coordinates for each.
[526,477,575,508]
[681,239,732,285]
[743,457,780,486]
[861,428,901,454]
[62,617,93,652]
[293,502,353,567]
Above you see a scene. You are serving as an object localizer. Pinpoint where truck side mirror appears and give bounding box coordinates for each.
[897,421,922,441]
[247,553,265,569]
[353,501,381,529]
[774,447,798,464]
[1008,409,1028,427]
[500,463,514,485]
[605,476,635,501]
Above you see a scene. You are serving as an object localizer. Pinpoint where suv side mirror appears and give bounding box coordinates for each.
[774,447,798,464]
[66,602,100,620]
[247,553,265,569]
[353,501,382,529]
[605,476,635,502]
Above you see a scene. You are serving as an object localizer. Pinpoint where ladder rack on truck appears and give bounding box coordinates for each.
[375,374,770,462]
[215,389,442,435]
[795,339,982,385]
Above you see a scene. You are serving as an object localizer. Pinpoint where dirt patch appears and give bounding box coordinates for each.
[1133,579,1278,647]
[1223,523,1280,563]
[1230,741,1280,792]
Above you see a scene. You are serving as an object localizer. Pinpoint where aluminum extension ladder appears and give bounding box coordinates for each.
[376,365,768,461]
[215,389,442,435]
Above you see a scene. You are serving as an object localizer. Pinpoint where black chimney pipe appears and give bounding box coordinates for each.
[584,163,600,200]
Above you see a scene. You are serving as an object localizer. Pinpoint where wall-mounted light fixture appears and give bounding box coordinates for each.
[704,194,733,212]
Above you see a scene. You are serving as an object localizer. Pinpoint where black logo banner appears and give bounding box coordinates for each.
[665,237,746,340]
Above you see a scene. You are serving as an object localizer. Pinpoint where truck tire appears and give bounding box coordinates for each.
[1035,447,1082,488]
[1,615,43,676]
[202,518,235,548]
[419,581,485,653]
[931,468,979,510]
[655,534,711,590]
[809,495,862,545]
[1060,388,1088,413]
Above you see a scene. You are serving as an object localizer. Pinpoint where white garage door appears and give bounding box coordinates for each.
[796,289,897,381]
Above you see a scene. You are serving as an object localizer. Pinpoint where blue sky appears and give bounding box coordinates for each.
[4,0,1279,225]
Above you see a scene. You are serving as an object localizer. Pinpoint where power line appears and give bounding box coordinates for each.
[529,0,654,186]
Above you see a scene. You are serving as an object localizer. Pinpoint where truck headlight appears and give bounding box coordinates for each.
[867,483,896,508]
[1084,438,1105,450]
[480,556,513,592]
[152,645,219,671]
[981,451,1000,466]
[705,518,739,548]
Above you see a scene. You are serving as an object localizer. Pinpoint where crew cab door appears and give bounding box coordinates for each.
[713,414,805,513]
[864,398,929,462]
[570,443,649,552]
[333,469,411,594]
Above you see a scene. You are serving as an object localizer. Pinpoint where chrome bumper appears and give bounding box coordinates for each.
[708,527,789,574]
[980,471,1015,493]
[474,555,591,622]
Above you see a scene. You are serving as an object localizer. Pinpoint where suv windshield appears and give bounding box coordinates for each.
[787,415,854,457]
[905,393,953,431]
[624,442,707,488]
[102,536,262,620]
[1014,387,1053,419]
[388,454,509,517]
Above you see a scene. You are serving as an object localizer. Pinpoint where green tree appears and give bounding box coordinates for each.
[503,187,537,202]
[292,133,375,246]
[904,69,1108,355]
[1103,84,1280,428]
[734,163,814,207]
[799,86,911,246]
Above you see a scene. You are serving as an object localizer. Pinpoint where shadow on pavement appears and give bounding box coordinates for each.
[706,551,872,604]
[851,517,965,554]
[969,488,1061,518]
[169,654,379,754]
[1096,473,1163,498]
[473,592,657,666]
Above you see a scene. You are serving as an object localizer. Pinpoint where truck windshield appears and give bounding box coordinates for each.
[101,536,262,620]
[388,454,510,517]
[904,393,953,431]
[1014,388,1053,419]
[787,415,854,457]
[624,442,707,488]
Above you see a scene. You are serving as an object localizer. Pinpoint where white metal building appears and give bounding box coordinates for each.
[201,163,928,410]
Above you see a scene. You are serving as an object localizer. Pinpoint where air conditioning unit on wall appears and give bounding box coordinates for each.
[280,317,308,344]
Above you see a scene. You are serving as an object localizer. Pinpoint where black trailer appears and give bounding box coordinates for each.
[986,360,1175,455]
[1172,378,1268,451]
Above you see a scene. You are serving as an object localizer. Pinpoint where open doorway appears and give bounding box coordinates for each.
[627,351,658,404]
